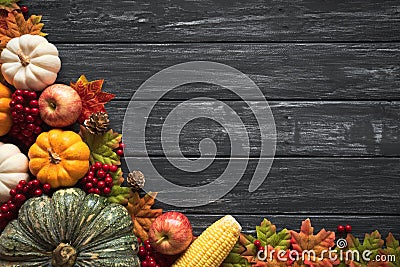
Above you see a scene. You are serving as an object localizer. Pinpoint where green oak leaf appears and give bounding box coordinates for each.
[256,219,291,250]
[80,126,122,165]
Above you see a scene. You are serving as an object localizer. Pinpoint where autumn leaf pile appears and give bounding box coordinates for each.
[222,219,399,267]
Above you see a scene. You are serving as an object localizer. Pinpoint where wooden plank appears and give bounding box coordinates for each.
[184,215,400,237]
[30,0,400,42]
[108,101,400,157]
[122,157,400,214]
[55,44,400,100]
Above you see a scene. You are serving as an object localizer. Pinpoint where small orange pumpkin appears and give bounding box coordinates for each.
[28,129,90,188]
[0,83,12,137]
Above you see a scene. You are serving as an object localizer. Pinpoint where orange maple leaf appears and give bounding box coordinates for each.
[126,191,163,241]
[290,219,340,267]
[0,10,46,49]
[70,75,115,123]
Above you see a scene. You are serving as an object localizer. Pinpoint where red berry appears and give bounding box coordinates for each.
[86,176,94,183]
[26,123,36,131]
[109,165,118,173]
[29,100,38,107]
[97,181,105,188]
[119,142,126,149]
[22,185,29,194]
[20,5,28,14]
[30,108,39,116]
[148,260,156,267]
[337,225,345,233]
[26,115,35,123]
[94,162,103,170]
[104,177,113,185]
[9,189,17,197]
[27,91,36,99]
[14,104,23,112]
[97,170,106,179]
[144,240,150,246]
[141,260,149,267]
[19,180,27,186]
[103,187,111,195]
[116,149,124,157]
[85,183,93,190]
[14,194,26,203]
[14,95,24,104]
[258,246,264,251]
[34,189,43,196]
[90,165,97,172]
[43,183,51,193]
[254,239,261,248]
[137,237,142,244]
[9,100,16,107]
[88,188,95,194]
[8,203,16,212]
[138,246,146,259]
[145,244,152,251]
[15,184,23,193]
[32,179,40,187]
[24,107,31,114]
[4,211,14,220]
[92,178,98,185]
[345,224,352,233]
[0,204,9,213]
[93,188,100,195]
[102,164,110,172]
[88,171,95,177]
[34,126,42,135]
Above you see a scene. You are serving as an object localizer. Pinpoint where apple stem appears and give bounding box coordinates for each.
[156,236,167,245]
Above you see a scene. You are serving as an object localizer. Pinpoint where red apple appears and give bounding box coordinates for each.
[39,84,82,127]
[149,211,193,255]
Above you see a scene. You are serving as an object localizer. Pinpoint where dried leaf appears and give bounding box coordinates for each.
[290,219,339,267]
[80,126,122,166]
[70,75,115,123]
[126,191,162,241]
[0,11,46,49]
[256,219,291,250]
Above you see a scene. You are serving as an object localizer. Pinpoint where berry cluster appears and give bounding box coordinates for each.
[138,240,161,267]
[9,90,44,147]
[0,179,51,230]
[116,142,125,157]
[253,239,264,252]
[337,224,352,237]
[80,162,117,196]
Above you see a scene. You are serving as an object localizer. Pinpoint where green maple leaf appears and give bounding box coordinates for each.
[221,233,256,267]
[80,126,122,165]
[257,219,291,250]
[107,185,132,205]
[345,231,385,267]
[380,233,400,267]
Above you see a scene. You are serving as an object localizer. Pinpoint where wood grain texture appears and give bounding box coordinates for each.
[29,0,400,42]
[123,157,400,215]
[183,215,400,237]
[108,101,400,156]
[55,44,400,100]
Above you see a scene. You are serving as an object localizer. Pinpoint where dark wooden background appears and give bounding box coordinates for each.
[30,0,400,237]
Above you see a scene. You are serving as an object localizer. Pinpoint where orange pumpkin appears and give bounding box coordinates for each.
[28,129,90,188]
[0,83,12,137]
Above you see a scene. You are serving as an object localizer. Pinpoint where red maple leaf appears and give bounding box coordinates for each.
[70,75,115,123]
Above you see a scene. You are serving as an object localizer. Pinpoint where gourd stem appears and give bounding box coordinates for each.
[17,49,30,67]
[48,148,62,164]
[156,236,167,244]
[51,243,77,267]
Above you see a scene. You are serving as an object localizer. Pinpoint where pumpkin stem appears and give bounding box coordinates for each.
[51,243,77,267]
[17,49,30,67]
[48,148,62,164]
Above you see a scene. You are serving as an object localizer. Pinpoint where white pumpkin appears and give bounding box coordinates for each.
[0,34,61,91]
[0,142,29,203]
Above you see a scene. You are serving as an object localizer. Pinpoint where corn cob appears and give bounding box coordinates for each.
[172,215,242,267]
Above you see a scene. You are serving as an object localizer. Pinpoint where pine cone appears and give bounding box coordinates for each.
[83,112,109,135]
[127,171,145,191]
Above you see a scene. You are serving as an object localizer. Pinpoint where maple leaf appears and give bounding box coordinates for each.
[70,75,115,123]
[290,219,340,267]
[222,233,256,267]
[80,126,122,166]
[126,191,162,241]
[344,231,387,267]
[380,233,400,267]
[256,219,291,250]
[107,185,132,205]
[0,11,46,49]
[0,0,19,12]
